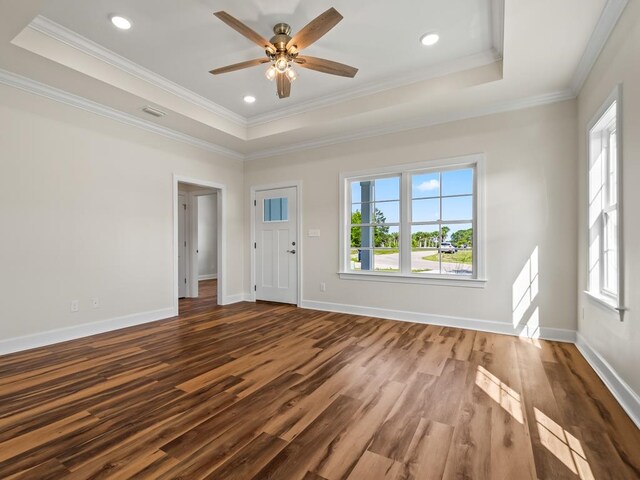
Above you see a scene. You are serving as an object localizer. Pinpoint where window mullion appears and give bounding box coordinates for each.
[400,172,411,274]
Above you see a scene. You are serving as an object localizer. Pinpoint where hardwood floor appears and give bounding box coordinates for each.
[0,280,638,479]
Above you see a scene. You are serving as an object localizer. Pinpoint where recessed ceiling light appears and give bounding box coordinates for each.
[243,95,256,104]
[110,15,132,30]
[420,33,440,46]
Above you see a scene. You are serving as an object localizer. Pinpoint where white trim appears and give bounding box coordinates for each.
[575,333,640,428]
[247,50,501,126]
[584,290,626,314]
[585,85,625,318]
[223,293,253,304]
[0,68,244,160]
[338,272,487,288]
[0,65,577,163]
[300,300,576,343]
[244,90,575,161]
[250,181,303,306]
[0,308,174,356]
[173,176,226,313]
[570,0,629,94]
[29,16,246,127]
[199,274,218,281]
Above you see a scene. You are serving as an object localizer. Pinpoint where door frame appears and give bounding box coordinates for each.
[185,189,219,299]
[250,181,303,306]
[173,175,226,314]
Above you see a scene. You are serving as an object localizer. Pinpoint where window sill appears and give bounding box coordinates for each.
[584,290,626,314]
[338,271,487,288]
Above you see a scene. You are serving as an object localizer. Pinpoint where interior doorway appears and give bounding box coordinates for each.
[174,176,225,314]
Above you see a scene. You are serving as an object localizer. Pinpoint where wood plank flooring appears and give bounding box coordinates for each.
[0,280,638,479]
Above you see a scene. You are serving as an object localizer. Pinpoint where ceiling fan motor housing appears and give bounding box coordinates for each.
[269,23,294,57]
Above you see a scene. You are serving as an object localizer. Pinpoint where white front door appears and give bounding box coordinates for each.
[178,194,187,298]
[255,187,297,304]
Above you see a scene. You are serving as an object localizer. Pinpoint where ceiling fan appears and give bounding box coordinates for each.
[210,8,358,99]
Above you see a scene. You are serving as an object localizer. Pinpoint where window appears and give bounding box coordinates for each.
[264,197,288,222]
[341,155,485,286]
[587,87,623,310]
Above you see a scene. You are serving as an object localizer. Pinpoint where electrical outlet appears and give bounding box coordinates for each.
[91,298,99,309]
[320,282,326,292]
[70,300,79,313]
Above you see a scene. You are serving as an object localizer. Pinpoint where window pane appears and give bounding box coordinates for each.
[440,223,473,276]
[412,198,440,222]
[351,227,399,271]
[442,195,473,221]
[351,181,362,203]
[374,249,399,272]
[263,197,288,222]
[604,209,618,294]
[350,225,397,248]
[608,130,617,206]
[412,172,440,198]
[374,201,400,224]
[411,225,439,273]
[442,169,473,196]
[374,177,400,201]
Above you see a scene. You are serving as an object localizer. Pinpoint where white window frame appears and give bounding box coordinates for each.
[339,154,487,288]
[585,85,625,315]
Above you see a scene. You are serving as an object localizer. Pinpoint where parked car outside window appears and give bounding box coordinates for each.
[439,242,457,253]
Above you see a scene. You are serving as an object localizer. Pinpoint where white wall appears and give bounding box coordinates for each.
[198,193,217,278]
[0,84,244,342]
[577,2,640,398]
[244,100,578,336]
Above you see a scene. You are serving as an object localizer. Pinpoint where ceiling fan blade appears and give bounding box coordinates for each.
[214,11,274,51]
[209,58,270,75]
[277,73,291,98]
[295,56,358,78]
[286,7,343,50]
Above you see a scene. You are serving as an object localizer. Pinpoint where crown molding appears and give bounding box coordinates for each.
[0,66,575,164]
[246,50,501,127]
[245,89,575,161]
[570,0,629,94]
[29,16,504,130]
[29,15,247,127]
[0,68,244,160]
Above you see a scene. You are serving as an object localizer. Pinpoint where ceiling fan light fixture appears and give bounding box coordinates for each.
[265,65,277,81]
[275,56,289,73]
[286,67,297,81]
[420,32,440,46]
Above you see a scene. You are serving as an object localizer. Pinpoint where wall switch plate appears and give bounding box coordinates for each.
[70,300,79,312]
[308,229,320,237]
[91,298,99,309]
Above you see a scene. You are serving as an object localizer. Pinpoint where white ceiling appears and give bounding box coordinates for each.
[0,0,611,159]
[39,0,498,118]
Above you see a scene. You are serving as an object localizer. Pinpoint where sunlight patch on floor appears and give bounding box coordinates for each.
[535,408,595,480]
[475,365,523,424]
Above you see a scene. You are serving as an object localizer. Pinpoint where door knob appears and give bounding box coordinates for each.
[286,249,296,254]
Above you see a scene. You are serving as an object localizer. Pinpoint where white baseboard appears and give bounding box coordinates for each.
[575,333,640,429]
[0,307,175,356]
[198,274,217,281]
[221,293,252,305]
[299,300,576,343]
